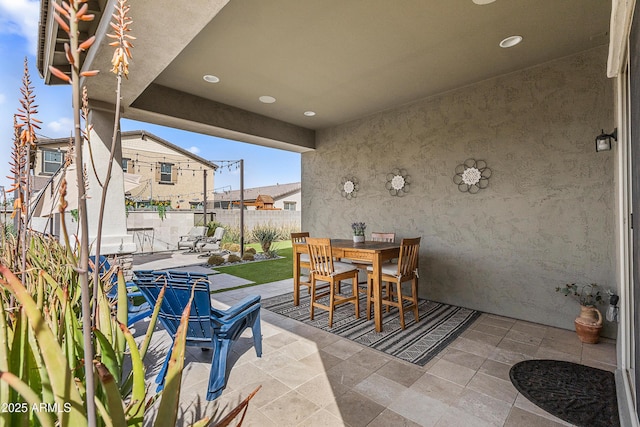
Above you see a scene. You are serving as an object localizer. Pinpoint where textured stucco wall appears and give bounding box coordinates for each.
[302,46,616,336]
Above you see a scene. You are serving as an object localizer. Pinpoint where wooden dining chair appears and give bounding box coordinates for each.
[291,232,312,305]
[352,232,396,292]
[366,237,420,329]
[307,237,360,327]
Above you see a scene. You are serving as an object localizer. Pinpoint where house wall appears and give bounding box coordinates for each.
[302,46,616,336]
[273,191,302,211]
[121,135,214,209]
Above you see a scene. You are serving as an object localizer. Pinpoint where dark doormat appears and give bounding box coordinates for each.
[509,359,619,427]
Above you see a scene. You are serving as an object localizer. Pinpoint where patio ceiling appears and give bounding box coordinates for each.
[38,0,611,151]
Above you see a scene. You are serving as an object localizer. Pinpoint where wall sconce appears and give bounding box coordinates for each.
[595,128,616,152]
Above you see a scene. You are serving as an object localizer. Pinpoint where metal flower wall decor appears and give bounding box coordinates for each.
[453,159,491,193]
[386,168,411,196]
[340,176,359,199]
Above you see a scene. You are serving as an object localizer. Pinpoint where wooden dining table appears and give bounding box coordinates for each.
[293,239,401,332]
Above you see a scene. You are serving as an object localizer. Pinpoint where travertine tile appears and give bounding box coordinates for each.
[449,336,496,358]
[375,359,424,388]
[469,322,510,338]
[581,340,616,364]
[441,347,487,370]
[270,360,321,389]
[295,374,348,407]
[478,358,513,382]
[259,390,320,426]
[326,359,375,388]
[428,358,476,386]
[346,347,392,371]
[504,407,568,427]
[434,406,494,427]
[454,388,512,426]
[510,320,548,338]
[280,339,320,361]
[498,338,539,357]
[388,388,449,426]
[323,338,364,360]
[540,336,582,357]
[368,408,422,426]
[353,372,407,406]
[325,390,386,427]
[476,314,517,329]
[298,408,346,426]
[466,371,518,404]
[505,328,544,346]
[410,373,465,405]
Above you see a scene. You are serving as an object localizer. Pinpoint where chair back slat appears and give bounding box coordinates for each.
[135,271,213,340]
[306,237,334,277]
[397,237,421,278]
[371,232,395,243]
[291,232,310,244]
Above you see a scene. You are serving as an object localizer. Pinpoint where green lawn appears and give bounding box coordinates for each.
[212,240,293,292]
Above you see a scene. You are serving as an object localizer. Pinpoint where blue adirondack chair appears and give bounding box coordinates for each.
[89,256,153,326]
[133,270,262,400]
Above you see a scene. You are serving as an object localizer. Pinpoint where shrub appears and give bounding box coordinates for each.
[227,254,242,263]
[207,254,225,265]
[228,243,241,253]
[245,247,257,254]
[251,223,282,253]
[242,253,255,261]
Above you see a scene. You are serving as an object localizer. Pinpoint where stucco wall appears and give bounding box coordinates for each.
[302,46,616,336]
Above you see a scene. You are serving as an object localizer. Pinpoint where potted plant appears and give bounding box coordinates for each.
[352,222,366,243]
[556,283,609,343]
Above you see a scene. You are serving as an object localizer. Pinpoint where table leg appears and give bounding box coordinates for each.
[373,253,383,332]
[293,248,300,306]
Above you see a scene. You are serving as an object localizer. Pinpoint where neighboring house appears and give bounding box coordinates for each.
[212,182,301,211]
[34,131,218,210]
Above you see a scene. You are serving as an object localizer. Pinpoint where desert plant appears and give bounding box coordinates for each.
[0,232,183,426]
[242,253,255,261]
[206,221,224,237]
[208,254,225,266]
[250,223,282,253]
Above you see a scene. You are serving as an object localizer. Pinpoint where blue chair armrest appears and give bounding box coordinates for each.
[210,295,261,320]
[210,301,261,334]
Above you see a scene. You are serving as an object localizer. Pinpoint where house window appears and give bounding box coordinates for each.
[122,158,131,173]
[283,201,296,211]
[157,163,175,184]
[42,149,64,175]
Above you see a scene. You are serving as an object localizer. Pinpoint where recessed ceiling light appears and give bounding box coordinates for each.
[499,35,523,48]
[303,111,316,117]
[203,75,220,83]
[259,95,276,104]
[472,0,496,4]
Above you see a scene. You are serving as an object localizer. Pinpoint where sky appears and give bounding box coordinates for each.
[0,0,301,197]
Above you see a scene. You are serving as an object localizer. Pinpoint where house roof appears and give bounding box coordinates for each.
[214,182,300,203]
[37,1,611,153]
[37,130,217,170]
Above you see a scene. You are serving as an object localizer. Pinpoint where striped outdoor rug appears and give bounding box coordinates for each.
[262,292,481,366]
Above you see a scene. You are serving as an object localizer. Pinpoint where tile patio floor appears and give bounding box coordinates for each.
[138,278,617,427]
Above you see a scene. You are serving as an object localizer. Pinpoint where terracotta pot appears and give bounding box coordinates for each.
[574,305,603,344]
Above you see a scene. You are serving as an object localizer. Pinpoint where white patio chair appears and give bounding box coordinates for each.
[177,226,208,251]
[197,226,226,253]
